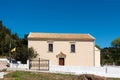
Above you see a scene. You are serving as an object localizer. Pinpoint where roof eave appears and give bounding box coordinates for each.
[28,37,94,41]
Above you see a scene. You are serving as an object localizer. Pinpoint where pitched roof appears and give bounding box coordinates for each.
[28,32,95,41]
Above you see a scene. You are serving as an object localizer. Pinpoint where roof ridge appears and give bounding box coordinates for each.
[30,32,89,35]
[28,32,95,41]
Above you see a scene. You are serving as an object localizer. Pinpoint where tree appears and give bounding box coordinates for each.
[11,35,38,63]
[95,45,101,50]
[101,47,113,65]
[111,37,120,65]
[0,21,11,55]
[101,47,120,65]
[11,47,38,64]
[111,37,120,48]
[101,37,120,66]
[0,21,38,63]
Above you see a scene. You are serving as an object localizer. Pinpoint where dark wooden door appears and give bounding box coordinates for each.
[59,58,64,66]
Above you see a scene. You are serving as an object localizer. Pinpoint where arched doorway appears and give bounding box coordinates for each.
[56,52,66,66]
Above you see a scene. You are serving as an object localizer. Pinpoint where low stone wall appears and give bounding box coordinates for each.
[9,60,29,70]
[0,58,8,70]
[0,58,29,70]
[50,65,120,78]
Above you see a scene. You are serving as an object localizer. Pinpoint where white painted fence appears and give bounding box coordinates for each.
[50,65,120,78]
[1,58,120,78]
[9,60,29,70]
[0,58,29,70]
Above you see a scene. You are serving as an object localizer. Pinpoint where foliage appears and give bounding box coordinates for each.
[0,21,37,63]
[101,37,120,66]
[12,47,38,63]
[95,45,101,50]
[111,37,120,48]
[0,21,11,55]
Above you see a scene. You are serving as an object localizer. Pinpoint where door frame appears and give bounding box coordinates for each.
[59,58,65,66]
[56,52,66,66]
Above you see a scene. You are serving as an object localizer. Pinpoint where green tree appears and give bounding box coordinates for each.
[0,21,38,63]
[101,47,113,65]
[0,21,11,55]
[111,38,120,65]
[111,37,120,48]
[11,47,38,64]
[95,45,101,50]
[101,39,120,65]
[11,35,38,63]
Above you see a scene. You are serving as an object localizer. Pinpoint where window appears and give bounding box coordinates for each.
[71,44,75,53]
[48,44,53,52]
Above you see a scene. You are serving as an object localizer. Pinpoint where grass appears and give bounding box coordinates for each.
[108,78,120,80]
[4,71,120,80]
[4,71,76,80]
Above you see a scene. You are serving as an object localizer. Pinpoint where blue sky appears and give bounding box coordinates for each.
[0,0,120,48]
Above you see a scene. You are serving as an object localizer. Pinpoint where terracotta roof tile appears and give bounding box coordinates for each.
[28,32,95,41]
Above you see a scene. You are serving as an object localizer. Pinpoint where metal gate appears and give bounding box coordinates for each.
[30,58,49,71]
